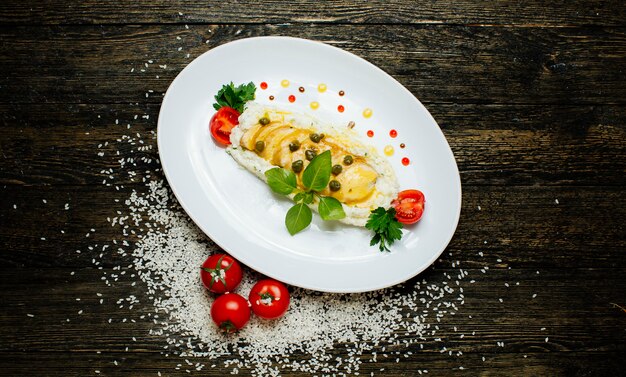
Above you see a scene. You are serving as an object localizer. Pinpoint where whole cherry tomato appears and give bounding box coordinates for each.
[248,279,290,319]
[210,293,250,332]
[200,254,243,294]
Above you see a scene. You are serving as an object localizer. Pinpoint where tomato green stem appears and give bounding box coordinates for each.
[260,292,274,301]
[200,254,232,289]
[219,320,238,333]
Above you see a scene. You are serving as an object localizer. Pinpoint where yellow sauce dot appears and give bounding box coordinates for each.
[384,145,394,156]
[310,101,320,110]
[363,108,373,118]
[281,79,290,88]
[317,83,327,93]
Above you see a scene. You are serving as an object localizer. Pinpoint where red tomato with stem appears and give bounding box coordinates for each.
[249,279,290,319]
[200,254,243,294]
[210,293,250,333]
[209,106,240,145]
[391,189,425,225]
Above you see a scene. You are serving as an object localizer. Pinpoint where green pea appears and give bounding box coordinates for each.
[343,155,354,165]
[292,160,304,173]
[309,133,322,143]
[255,141,265,153]
[259,117,270,126]
[332,164,343,175]
[289,140,300,152]
[329,180,341,191]
[305,149,317,161]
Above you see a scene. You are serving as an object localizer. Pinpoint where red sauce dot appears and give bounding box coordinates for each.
[337,105,345,113]
[269,95,275,101]
[400,143,406,149]
[390,129,398,138]
[402,157,410,166]
[299,87,305,93]
[260,82,268,90]
[367,130,374,137]
[339,90,345,96]
[288,95,296,103]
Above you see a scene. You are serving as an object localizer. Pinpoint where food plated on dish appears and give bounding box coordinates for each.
[230,101,400,227]
[209,82,424,251]
[157,36,461,292]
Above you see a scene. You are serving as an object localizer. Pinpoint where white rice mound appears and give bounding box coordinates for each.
[227,102,399,226]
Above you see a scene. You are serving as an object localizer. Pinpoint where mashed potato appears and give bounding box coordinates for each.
[227,102,399,226]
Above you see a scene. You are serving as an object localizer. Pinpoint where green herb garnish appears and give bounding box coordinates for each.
[366,207,403,252]
[301,149,332,191]
[213,82,256,113]
[285,203,313,235]
[264,150,346,235]
[318,196,345,221]
[265,167,297,195]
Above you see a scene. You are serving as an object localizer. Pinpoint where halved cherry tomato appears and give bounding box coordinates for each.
[248,279,290,320]
[209,106,240,145]
[210,293,250,332]
[200,254,243,294]
[391,189,425,225]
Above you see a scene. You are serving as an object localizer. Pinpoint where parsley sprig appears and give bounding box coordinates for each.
[213,82,256,113]
[366,207,404,252]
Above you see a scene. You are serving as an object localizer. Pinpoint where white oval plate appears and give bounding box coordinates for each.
[158,36,461,293]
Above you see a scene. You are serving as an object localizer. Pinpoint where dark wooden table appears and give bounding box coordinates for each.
[1,1,625,376]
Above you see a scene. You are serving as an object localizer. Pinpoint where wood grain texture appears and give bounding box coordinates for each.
[0,266,624,375]
[1,25,626,105]
[1,0,625,375]
[0,350,623,376]
[1,265,625,353]
[1,184,624,270]
[1,103,624,187]
[1,0,625,26]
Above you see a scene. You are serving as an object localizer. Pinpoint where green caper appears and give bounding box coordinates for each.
[332,164,343,175]
[255,141,265,153]
[259,117,270,126]
[305,149,317,161]
[343,155,354,165]
[288,140,300,152]
[309,133,322,143]
[329,180,341,191]
[292,160,304,173]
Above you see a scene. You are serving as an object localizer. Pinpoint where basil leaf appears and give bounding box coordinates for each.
[285,203,312,235]
[302,192,314,204]
[318,196,346,221]
[293,192,305,203]
[301,150,332,191]
[265,168,297,195]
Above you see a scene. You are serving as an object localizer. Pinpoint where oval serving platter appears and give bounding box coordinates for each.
[158,36,461,293]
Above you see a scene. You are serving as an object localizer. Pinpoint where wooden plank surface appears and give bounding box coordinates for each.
[1,25,626,105]
[2,266,625,350]
[0,350,624,377]
[1,0,625,376]
[2,103,625,186]
[0,266,624,375]
[1,0,625,26]
[1,184,624,269]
